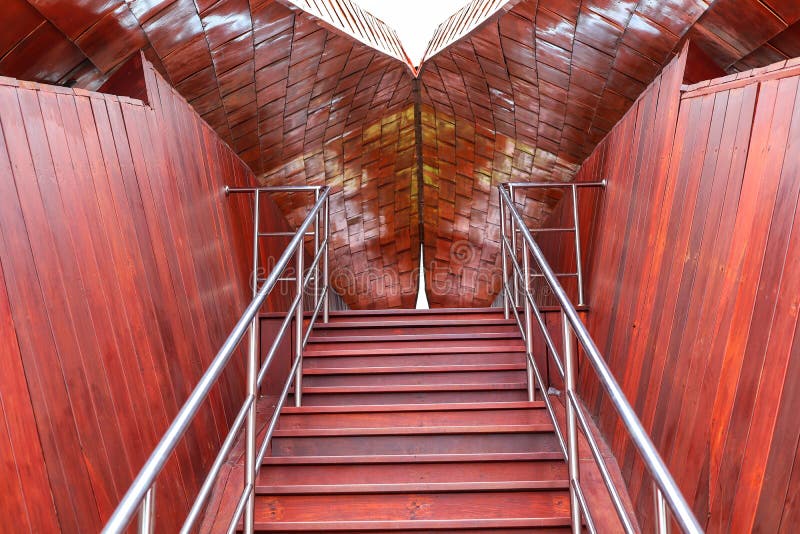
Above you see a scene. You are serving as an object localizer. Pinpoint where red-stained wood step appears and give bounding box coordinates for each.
[270,427,559,456]
[253,491,570,525]
[303,339,525,356]
[277,402,548,429]
[303,351,526,368]
[302,369,527,387]
[289,384,529,406]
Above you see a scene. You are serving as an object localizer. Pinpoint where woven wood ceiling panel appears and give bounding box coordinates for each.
[3,0,800,308]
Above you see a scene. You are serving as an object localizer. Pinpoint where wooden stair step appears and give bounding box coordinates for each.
[255,520,571,532]
[255,480,569,494]
[303,352,526,368]
[272,424,553,437]
[277,402,548,429]
[302,363,526,374]
[302,369,527,387]
[307,332,521,344]
[303,339,525,357]
[290,388,529,406]
[323,308,508,323]
[314,318,516,330]
[262,451,566,465]
[252,491,570,525]
[270,428,559,456]
[257,459,567,490]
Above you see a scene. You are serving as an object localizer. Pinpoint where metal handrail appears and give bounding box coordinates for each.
[498,183,703,534]
[103,186,331,534]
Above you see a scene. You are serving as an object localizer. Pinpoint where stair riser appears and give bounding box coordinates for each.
[325,311,507,322]
[257,460,567,487]
[304,339,525,356]
[302,370,527,387]
[289,390,529,405]
[271,433,560,456]
[311,324,519,338]
[277,408,549,429]
[253,491,570,523]
[303,352,526,368]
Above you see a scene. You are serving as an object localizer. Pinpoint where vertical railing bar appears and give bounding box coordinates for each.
[500,186,510,319]
[509,185,520,307]
[571,184,585,306]
[522,239,535,401]
[252,192,260,297]
[313,188,320,312]
[243,318,257,533]
[655,484,670,534]
[294,242,304,407]
[323,196,330,323]
[573,478,598,534]
[564,313,581,533]
[137,484,155,534]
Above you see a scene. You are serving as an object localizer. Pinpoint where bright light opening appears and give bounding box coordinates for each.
[353,0,472,66]
[415,245,429,309]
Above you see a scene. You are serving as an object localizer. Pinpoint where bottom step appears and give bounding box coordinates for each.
[254,490,570,530]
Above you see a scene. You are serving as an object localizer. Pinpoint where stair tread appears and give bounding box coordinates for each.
[272,424,553,437]
[262,452,565,466]
[297,383,527,393]
[304,345,525,356]
[279,401,545,414]
[302,363,527,375]
[255,480,569,494]
[253,517,571,530]
[315,318,517,329]
[308,332,522,345]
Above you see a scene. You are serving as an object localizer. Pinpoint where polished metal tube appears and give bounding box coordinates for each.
[243,315,257,534]
[504,180,607,189]
[323,196,330,323]
[499,189,510,319]
[226,185,324,193]
[226,484,253,534]
[137,484,155,534]
[313,189,320,314]
[509,185,520,307]
[498,185,702,534]
[571,185,585,306]
[294,243,304,407]
[656,485,669,534]
[252,192,260,298]
[522,241,535,401]
[563,313,581,533]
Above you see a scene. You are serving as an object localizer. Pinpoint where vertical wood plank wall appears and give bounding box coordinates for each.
[0,57,292,532]
[539,50,800,531]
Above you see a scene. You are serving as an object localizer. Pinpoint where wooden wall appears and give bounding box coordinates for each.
[539,48,800,531]
[0,55,292,532]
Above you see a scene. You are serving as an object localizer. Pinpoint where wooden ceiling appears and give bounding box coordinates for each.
[3,0,800,308]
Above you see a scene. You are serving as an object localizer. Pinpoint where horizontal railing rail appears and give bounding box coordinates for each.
[103,186,331,534]
[498,183,703,534]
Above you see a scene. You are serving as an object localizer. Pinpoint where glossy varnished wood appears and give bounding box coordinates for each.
[0,57,294,532]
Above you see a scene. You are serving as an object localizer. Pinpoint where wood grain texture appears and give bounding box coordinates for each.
[539,49,800,531]
[0,57,294,532]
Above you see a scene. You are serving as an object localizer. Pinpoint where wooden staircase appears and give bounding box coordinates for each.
[253,308,572,532]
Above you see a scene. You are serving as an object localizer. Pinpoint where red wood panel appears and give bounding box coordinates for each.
[537,50,800,531]
[0,56,294,532]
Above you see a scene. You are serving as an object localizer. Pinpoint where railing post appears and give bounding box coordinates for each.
[313,188,320,312]
[243,311,258,533]
[500,187,510,319]
[655,484,669,534]
[137,484,155,534]
[563,312,581,533]
[294,243,304,407]
[252,192,261,297]
[509,185,520,308]
[323,195,330,323]
[522,240,534,401]
[571,185,585,307]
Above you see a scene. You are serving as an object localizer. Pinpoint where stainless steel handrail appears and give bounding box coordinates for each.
[498,183,703,534]
[103,186,331,534]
